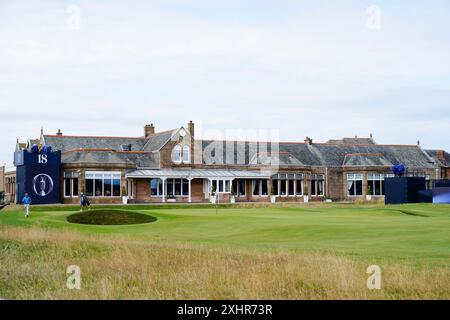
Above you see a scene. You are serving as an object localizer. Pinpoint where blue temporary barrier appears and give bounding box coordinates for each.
[384,177,426,204]
[432,188,450,204]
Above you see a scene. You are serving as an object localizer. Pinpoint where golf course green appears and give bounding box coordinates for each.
[1,203,449,266]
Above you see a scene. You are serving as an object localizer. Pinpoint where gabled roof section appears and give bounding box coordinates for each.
[343,153,392,167]
[44,135,147,152]
[327,137,376,145]
[201,140,268,165]
[249,152,304,166]
[142,128,182,152]
[425,150,450,167]
[304,144,436,168]
[126,168,269,179]
[201,139,437,168]
[62,149,159,168]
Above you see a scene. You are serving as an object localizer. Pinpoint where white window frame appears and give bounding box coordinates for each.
[367,173,384,196]
[271,174,279,196]
[279,174,287,197]
[287,173,295,197]
[85,171,121,198]
[182,145,190,163]
[163,178,189,197]
[251,179,269,197]
[150,178,163,197]
[296,173,303,196]
[210,179,232,194]
[237,179,246,197]
[310,174,325,197]
[347,173,363,197]
[172,145,182,163]
[64,171,79,198]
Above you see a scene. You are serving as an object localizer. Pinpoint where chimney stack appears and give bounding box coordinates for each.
[56,129,63,136]
[436,150,446,163]
[187,120,194,137]
[304,137,313,145]
[144,123,155,138]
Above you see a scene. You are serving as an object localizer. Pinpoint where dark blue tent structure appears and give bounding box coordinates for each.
[14,149,61,205]
[384,177,426,205]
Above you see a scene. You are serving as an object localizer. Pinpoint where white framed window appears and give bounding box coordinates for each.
[252,179,260,196]
[347,173,363,196]
[64,171,79,198]
[182,145,190,163]
[367,173,384,196]
[252,179,269,197]
[288,173,295,196]
[271,174,279,196]
[310,174,324,196]
[150,178,163,196]
[85,171,121,197]
[210,179,232,194]
[232,179,246,197]
[296,173,303,195]
[172,145,182,163]
[279,174,287,196]
[158,178,189,197]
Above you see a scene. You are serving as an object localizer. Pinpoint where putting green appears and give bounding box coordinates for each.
[1,203,449,266]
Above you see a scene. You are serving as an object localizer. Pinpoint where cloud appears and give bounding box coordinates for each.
[0,0,449,166]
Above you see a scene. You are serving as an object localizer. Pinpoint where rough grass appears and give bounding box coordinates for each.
[0,203,449,299]
[66,210,157,225]
[0,226,448,300]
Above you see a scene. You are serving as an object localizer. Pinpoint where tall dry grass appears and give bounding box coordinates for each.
[0,225,448,300]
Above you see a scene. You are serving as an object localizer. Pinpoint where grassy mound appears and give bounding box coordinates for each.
[66,210,157,225]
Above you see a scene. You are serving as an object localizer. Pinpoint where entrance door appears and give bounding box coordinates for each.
[203,179,210,199]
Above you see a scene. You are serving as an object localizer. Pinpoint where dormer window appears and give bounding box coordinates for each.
[172,145,182,163]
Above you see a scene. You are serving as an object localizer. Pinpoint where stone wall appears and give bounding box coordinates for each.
[0,166,4,194]
[4,171,16,203]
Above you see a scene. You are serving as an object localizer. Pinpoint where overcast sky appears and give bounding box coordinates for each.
[1,0,449,168]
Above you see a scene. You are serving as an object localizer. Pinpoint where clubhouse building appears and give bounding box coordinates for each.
[4,121,450,204]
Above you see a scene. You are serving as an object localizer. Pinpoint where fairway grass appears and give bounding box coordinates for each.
[0,203,449,299]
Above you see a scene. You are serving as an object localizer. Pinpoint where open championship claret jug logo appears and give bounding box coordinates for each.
[33,173,54,197]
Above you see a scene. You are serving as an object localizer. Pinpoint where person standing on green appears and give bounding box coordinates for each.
[22,192,32,218]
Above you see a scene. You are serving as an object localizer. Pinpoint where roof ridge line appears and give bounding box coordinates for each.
[45,134,145,139]
[63,148,153,154]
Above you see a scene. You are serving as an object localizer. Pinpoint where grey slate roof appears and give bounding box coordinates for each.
[327,137,375,145]
[44,134,160,168]
[41,132,438,170]
[201,140,262,165]
[143,129,177,151]
[44,135,147,152]
[284,143,436,168]
[342,153,392,166]
[201,140,437,168]
[62,151,159,168]
[249,152,305,166]
[126,168,270,179]
[425,150,450,166]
